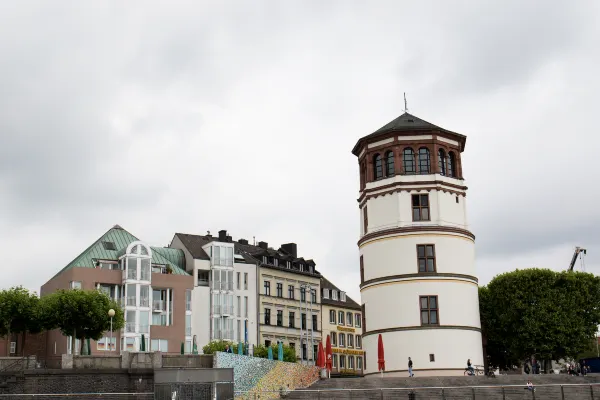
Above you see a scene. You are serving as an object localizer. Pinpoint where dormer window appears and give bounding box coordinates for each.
[286,261,291,269]
[332,291,338,300]
[323,289,329,299]
[300,264,304,272]
[274,259,278,266]
[262,256,267,264]
[340,292,347,302]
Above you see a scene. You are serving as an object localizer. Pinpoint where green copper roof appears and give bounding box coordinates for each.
[52,225,189,280]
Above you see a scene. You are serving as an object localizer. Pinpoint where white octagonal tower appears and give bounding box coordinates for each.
[353,112,483,377]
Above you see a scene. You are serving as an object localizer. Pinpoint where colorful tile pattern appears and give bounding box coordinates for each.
[214,352,320,399]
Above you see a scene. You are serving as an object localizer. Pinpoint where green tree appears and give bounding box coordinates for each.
[44,289,124,354]
[480,268,600,370]
[202,340,243,354]
[0,287,45,356]
[253,344,297,363]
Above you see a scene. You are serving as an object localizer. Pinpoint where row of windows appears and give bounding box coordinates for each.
[263,281,317,302]
[322,288,346,302]
[261,256,315,274]
[328,310,362,328]
[331,354,363,370]
[329,332,362,349]
[263,309,319,330]
[370,148,457,180]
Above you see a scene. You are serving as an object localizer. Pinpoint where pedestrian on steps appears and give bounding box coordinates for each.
[408,357,414,377]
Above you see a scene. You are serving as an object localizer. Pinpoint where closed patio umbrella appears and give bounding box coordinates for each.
[278,342,283,361]
[325,335,332,378]
[268,346,273,360]
[140,334,146,352]
[378,334,385,377]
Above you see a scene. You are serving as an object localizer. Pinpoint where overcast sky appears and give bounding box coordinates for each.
[1,1,599,303]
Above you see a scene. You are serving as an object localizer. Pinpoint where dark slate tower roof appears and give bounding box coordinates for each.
[352,112,467,155]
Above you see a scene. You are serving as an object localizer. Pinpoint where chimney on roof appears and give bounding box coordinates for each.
[238,238,249,245]
[218,230,227,242]
[258,241,268,250]
[226,235,232,242]
[206,231,212,238]
[281,243,297,258]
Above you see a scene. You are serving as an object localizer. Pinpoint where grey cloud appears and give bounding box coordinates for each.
[1,1,599,301]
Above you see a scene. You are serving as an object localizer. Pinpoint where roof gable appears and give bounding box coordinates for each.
[321,276,361,310]
[51,225,188,281]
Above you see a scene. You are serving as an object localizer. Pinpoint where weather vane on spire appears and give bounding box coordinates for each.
[403,92,408,113]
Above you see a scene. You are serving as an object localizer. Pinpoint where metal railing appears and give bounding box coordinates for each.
[125,322,136,333]
[153,300,166,311]
[139,297,150,307]
[233,383,600,400]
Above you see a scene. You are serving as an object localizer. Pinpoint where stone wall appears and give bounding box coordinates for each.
[213,352,319,399]
[0,356,37,371]
[162,354,213,368]
[61,352,202,369]
[0,369,153,395]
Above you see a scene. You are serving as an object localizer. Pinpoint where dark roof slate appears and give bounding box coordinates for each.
[352,112,467,155]
[321,276,361,310]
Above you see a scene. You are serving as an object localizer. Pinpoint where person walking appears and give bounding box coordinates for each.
[408,357,414,377]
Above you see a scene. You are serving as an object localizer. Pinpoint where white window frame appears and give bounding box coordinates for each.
[332,291,338,300]
[97,336,116,351]
[323,289,329,299]
[70,281,82,290]
[9,341,16,354]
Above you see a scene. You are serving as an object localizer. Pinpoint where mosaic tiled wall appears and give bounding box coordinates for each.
[214,352,320,399]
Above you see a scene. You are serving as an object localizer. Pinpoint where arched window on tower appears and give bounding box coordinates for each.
[385,151,395,177]
[373,154,383,180]
[438,149,446,176]
[447,152,456,178]
[418,148,431,174]
[403,148,416,175]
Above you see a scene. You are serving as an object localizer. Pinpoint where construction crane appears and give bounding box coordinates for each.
[567,247,587,272]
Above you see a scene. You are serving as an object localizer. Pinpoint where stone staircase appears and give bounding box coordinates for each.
[284,374,600,399]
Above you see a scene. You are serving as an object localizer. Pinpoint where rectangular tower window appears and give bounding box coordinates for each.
[412,194,430,221]
[417,245,436,272]
[430,354,435,362]
[420,295,439,325]
[361,304,366,334]
[363,205,368,234]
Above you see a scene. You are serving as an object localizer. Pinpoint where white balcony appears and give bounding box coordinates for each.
[140,298,150,307]
[126,296,136,307]
[125,322,136,333]
[212,305,233,316]
[213,329,234,341]
[139,325,149,334]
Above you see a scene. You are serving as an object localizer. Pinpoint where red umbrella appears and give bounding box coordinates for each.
[321,343,327,369]
[325,335,333,371]
[317,342,324,368]
[377,334,385,372]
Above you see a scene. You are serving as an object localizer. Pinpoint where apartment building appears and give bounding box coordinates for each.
[40,225,193,358]
[170,230,259,351]
[320,277,364,375]
[250,241,322,364]
[171,230,322,363]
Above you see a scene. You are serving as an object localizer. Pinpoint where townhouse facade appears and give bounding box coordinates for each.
[320,277,364,375]
[170,230,259,351]
[39,225,193,360]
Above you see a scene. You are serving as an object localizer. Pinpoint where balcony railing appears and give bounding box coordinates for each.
[153,300,166,312]
[212,305,221,314]
[125,322,136,333]
[140,270,151,281]
[197,278,209,287]
[126,296,136,306]
[140,298,150,307]
[211,281,234,291]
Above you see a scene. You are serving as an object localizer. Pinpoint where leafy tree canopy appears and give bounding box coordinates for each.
[44,289,124,342]
[203,339,245,355]
[253,343,297,363]
[480,268,600,369]
[0,287,42,336]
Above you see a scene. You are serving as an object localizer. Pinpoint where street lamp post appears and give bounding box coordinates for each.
[108,309,115,352]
